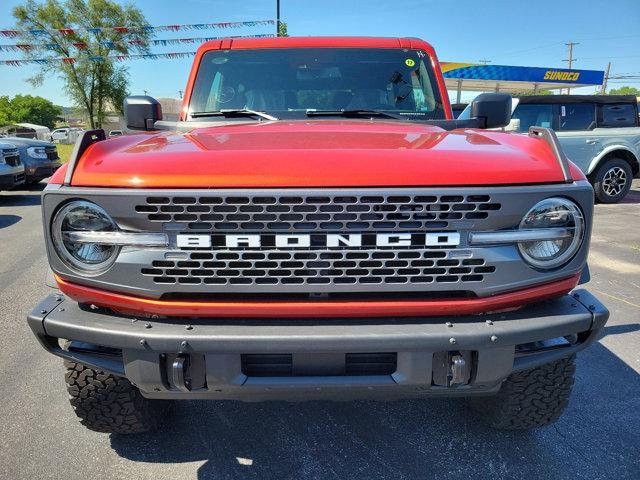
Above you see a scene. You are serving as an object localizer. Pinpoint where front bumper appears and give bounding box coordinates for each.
[25,161,61,182]
[28,289,608,401]
[0,171,25,189]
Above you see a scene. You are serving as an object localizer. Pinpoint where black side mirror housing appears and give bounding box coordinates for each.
[124,96,163,131]
[470,93,512,129]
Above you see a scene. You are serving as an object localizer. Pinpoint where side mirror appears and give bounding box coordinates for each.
[470,93,512,129]
[124,96,163,131]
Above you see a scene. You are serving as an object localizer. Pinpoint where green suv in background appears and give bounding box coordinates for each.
[511,95,639,203]
[460,94,639,203]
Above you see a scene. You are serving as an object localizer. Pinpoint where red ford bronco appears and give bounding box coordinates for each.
[28,37,608,433]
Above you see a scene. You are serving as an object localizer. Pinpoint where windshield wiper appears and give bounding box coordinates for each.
[305,109,405,120]
[190,109,278,121]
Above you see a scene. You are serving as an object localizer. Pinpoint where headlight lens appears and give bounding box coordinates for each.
[51,201,119,274]
[518,198,584,269]
[27,146,48,159]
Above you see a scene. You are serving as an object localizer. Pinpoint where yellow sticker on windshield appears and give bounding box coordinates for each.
[405,58,416,67]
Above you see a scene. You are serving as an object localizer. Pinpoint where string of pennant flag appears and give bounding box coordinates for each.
[0,34,275,52]
[0,20,274,38]
[1,51,200,66]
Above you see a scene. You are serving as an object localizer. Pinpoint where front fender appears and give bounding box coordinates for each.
[587,143,639,175]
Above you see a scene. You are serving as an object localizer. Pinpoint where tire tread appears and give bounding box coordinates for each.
[64,360,165,434]
[469,354,576,430]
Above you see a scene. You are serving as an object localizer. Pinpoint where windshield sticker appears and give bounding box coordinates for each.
[405,58,416,67]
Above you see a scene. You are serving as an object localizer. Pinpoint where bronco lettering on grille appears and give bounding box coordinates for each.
[175,232,461,249]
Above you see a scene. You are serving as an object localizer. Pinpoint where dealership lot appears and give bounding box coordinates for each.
[0,181,638,480]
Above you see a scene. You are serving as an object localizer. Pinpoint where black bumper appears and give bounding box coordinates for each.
[0,172,25,189]
[27,289,608,401]
[26,162,61,182]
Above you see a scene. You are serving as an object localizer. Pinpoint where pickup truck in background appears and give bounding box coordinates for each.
[0,142,25,191]
[1,137,62,184]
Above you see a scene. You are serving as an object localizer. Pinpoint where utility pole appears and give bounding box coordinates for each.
[601,62,611,94]
[563,41,579,94]
[276,0,281,36]
[478,59,491,65]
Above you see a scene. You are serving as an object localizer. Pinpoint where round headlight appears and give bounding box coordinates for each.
[518,198,585,269]
[51,200,119,274]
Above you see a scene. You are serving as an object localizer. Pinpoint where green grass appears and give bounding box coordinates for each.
[55,143,74,163]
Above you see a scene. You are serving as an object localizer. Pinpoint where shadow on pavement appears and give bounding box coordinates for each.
[620,189,640,204]
[110,336,639,480]
[0,214,22,229]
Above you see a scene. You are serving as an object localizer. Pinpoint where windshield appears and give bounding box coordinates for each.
[188,48,445,121]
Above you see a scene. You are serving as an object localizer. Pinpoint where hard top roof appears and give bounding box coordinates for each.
[517,95,638,105]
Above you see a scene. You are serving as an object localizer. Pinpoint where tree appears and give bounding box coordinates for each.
[12,0,150,128]
[513,89,553,96]
[278,21,289,37]
[0,97,12,127]
[608,86,640,96]
[0,95,62,128]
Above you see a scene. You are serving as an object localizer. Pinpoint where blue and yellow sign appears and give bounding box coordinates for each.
[441,63,604,85]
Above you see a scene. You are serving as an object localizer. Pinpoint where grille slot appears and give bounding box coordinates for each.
[45,146,59,161]
[242,354,293,376]
[4,154,21,167]
[345,353,397,375]
[241,353,397,376]
[136,194,501,232]
[144,250,495,286]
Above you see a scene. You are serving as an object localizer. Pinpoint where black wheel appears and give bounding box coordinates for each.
[593,158,633,203]
[64,361,169,434]
[469,354,576,430]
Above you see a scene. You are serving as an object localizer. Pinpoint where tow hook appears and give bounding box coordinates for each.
[171,354,192,392]
[449,354,469,386]
[432,350,473,387]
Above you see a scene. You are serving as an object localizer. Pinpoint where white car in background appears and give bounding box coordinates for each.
[50,127,83,144]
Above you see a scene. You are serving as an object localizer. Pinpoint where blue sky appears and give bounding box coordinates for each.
[1,0,639,106]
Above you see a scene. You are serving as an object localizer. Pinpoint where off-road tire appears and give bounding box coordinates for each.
[469,354,576,430]
[64,360,168,434]
[592,158,633,203]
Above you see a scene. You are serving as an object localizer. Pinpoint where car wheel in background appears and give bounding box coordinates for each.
[593,158,633,203]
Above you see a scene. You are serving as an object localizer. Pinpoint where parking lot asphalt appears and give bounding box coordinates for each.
[0,181,638,480]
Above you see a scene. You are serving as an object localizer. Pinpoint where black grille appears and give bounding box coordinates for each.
[143,250,495,286]
[136,194,501,232]
[345,353,397,375]
[241,354,293,376]
[241,353,397,377]
[4,154,20,167]
[45,146,59,161]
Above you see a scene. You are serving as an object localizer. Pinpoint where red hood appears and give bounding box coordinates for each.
[66,120,568,188]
